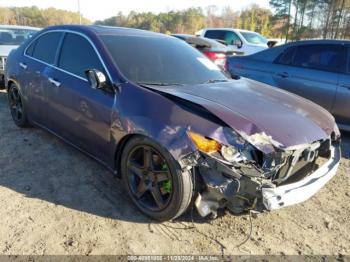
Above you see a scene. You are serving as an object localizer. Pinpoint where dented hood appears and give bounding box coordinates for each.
[148,79,335,152]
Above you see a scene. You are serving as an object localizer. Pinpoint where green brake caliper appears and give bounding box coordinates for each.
[160,164,172,194]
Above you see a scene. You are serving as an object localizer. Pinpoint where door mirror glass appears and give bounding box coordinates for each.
[86,69,107,89]
[232,39,243,49]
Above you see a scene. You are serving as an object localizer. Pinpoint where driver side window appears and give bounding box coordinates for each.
[224,31,240,45]
[58,33,105,79]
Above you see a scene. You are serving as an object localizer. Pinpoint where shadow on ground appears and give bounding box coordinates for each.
[0,90,211,225]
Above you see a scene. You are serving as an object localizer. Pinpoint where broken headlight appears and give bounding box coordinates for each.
[188,131,221,153]
[221,145,238,162]
[188,131,245,163]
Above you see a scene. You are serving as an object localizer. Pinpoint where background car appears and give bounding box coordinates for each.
[172,34,234,69]
[226,40,350,131]
[267,38,286,48]
[196,28,268,56]
[0,25,41,87]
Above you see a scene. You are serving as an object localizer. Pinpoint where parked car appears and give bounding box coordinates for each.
[196,28,268,56]
[0,25,41,87]
[5,25,340,221]
[226,40,350,131]
[267,38,285,48]
[172,34,234,69]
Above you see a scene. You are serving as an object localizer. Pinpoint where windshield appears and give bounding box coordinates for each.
[0,28,39,45]
[101,35,228,86]
[240,31,268,45]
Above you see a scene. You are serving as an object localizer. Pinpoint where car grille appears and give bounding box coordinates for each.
[276,138,332,185]
[0,56,7,71]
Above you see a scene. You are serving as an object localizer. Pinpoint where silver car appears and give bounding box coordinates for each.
[0,25,41,86]
[227,40,350,131]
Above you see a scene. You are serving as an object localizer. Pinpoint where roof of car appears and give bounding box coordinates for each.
[42,25,169,38]
[171,33,193,37]
[201,28,260,33]
[283,39,350,45]
[0,25,41,30]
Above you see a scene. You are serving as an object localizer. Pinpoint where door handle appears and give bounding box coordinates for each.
[48,77,61,87]
[19,62,28,70]
[276,72,289,78]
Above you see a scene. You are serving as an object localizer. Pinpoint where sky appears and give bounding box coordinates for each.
[0,0,270,21]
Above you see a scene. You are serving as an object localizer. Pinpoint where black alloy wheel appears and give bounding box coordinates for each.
[126,145,173,211]
[8,83,29,127]
[121,136,193,221]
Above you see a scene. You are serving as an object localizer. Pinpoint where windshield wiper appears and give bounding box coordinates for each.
[201,79,229,84]
[137,82,184,86]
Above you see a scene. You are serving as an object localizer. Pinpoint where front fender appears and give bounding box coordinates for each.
[111,83,236,165]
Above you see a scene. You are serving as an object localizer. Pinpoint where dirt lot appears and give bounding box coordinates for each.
[0,89,349,256]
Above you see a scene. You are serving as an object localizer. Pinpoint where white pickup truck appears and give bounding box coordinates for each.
[196,28,268,56]
[0,25,41,87]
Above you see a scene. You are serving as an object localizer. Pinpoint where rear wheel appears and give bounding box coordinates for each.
[8,83,29,127]
[121,136,193,221]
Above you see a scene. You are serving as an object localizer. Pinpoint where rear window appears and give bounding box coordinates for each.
[29,32,63,64]
[204,30,240,45]
[101,35,228,85]
[292,44,342,72]
[0,28,38,45]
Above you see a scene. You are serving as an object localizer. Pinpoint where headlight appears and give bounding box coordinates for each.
[221,145,238,162]
[188,131,248,164]
[188,131,221,153]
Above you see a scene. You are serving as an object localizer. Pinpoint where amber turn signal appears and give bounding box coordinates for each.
[188,131,221,153]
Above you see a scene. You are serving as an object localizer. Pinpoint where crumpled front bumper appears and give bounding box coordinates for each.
[262,143,341,211]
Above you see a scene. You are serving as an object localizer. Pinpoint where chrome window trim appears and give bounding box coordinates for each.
[23,29,113,83]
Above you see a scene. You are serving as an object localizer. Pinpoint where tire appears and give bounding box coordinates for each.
[8,83,29,127]
[121,136,193,221]
[0,75,5,89]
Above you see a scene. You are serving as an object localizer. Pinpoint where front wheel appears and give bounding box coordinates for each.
[121,136,193,221]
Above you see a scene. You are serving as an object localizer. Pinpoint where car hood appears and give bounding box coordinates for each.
[147,79,335,153]
[0,45,18,56]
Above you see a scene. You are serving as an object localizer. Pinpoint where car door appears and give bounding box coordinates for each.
[20,31,63,124]
[46,32,115,162]
[272,44,341,111]
[332,44,350,127]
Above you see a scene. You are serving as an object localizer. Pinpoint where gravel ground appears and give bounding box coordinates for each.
[0,89,349,256]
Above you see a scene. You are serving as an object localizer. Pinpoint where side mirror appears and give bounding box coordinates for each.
[85,69,107,90]
[232,39,243,49]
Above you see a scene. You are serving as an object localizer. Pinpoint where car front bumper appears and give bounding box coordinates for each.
[193,141,341,217]
[262,143,341,210]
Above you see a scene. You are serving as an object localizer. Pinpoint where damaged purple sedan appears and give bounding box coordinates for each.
[5,25,341,221]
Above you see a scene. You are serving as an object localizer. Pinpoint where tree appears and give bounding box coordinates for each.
[0,6,91,27]
[270,0,293,41]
